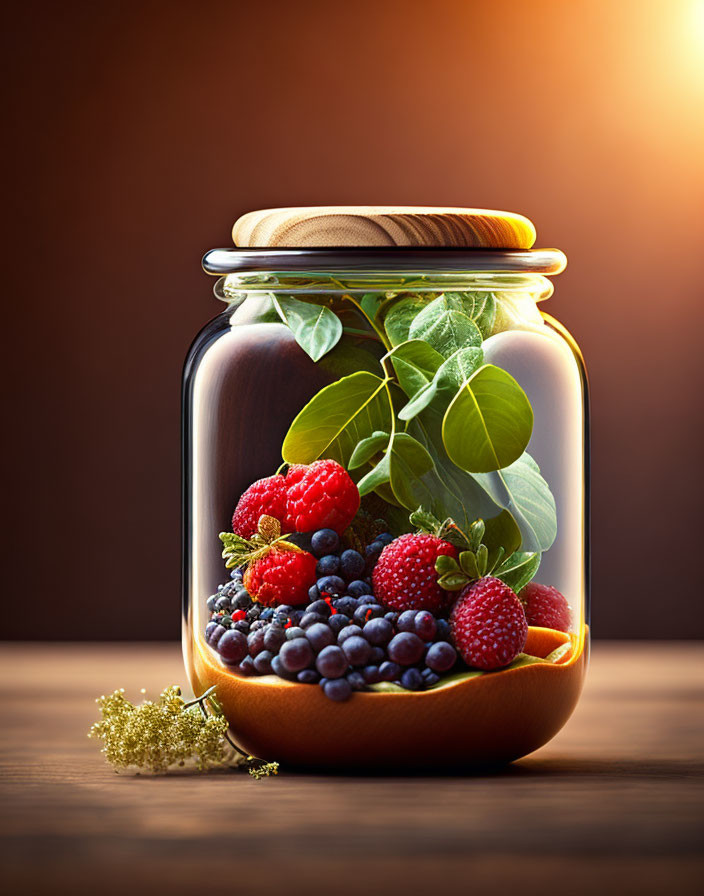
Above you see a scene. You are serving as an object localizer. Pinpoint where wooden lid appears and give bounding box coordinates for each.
[232,206,536,250]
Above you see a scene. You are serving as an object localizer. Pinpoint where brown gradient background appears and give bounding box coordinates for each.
[2,0,703,640]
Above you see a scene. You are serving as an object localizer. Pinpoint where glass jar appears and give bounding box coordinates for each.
[183,215,589,769]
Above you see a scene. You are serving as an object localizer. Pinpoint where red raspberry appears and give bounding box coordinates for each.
[519,582,571,632]
[243,548,317,607]
[450,577,528,670]
[284,459,359,534]
[372,534,458,613]
[231,474,288,538]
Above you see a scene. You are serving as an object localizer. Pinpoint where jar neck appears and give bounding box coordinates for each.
[215,270,555,303]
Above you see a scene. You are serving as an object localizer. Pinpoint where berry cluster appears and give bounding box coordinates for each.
[206,461,572,702]
[205,527,459,701]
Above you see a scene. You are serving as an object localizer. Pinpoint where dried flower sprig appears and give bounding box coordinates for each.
[89,685,278,779]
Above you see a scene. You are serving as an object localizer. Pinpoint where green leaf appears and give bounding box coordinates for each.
[475,453,557,552]
[495,551,542,593]
[442,364,533,473]
[458,551,479,579]
[383,295,433,346]
[435,554,460,575]
[386,339,444,398]
[358,432,435,511]
[409,507,444,534]
[272,295,343,362]
[398,346,484,422]
[409,308,482,359]
[483,510,522,569]
[282,372,393,466]
[436,572,468,590]
[443,291,497,338]
[348,431,390,469]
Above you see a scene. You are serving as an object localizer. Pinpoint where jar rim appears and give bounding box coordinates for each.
[202,247,567,276]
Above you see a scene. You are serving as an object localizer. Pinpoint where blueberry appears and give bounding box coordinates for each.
[323,678,352,702]
[208,624,227,647]
[215,595,231,612]
[230,568,243,580]
[317,575,346,596]
[307,599,332,618]
[379,661,401,681]
[306,622,335,652]
[376,533,394,545]
[397,610,418,633]
[363,617,394,646]
[233,620,250,635]
[276,605,293,618]
[205,621,219,642]
[340,550,365,581]
[279,638,314,673]
[247,604,262,620]
[329,613,350,634]
[362,665,382,684]
[315,645,349,679]
[260,608,275,621]
[357,594,377,605]
[337,625,364,644]
[238,655,255,676]
[435,619,451,641]
[286,626,306,641]
[247,628,266,657]
[263,625,286,652]
[414,611,437,642]
[297,669,320,685]
[271,655,296,680]
[249,619,266,632]
[422,668,441,687]
[334,596,358,616]
[234,590,252,610]
[347,580,373,598]
[425,641,457,672]
[368,646,385,665]
[387,632,425,666]
[365,540,384,556]
[346,670,366,691]
[311,529,340,557]
[384,611,399,624]
[400,668,424,691]
[289,609,305,626]
[317,554,341,577]
[308,584,321,603]
[353,604,384,625]
[341,635,371,667]
[300,612,326,629]
[206,595,218,612]
[253,649,274,674]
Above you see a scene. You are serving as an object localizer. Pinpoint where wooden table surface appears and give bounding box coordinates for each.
[1,643,702,895]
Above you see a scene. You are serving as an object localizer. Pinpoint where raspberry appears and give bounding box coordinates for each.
[243,548,317,607]
[372,534,458,613]
[519,582,571,632]
[284,459,359,534]
[450,576,528,670]
[232,474,288,538]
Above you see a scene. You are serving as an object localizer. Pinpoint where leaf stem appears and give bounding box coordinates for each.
[341,294,392,351]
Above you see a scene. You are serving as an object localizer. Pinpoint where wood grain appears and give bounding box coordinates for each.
[0,643,702,896]
[232,206,537,249]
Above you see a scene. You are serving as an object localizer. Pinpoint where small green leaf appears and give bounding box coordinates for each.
[357,453,391,495]
[469,519,486,551]
[435,554,460,575]
[437,572,469,590]
[410,507,444,534]
[476,544,489,576]
[475,454,557,552]
[386,339,444,398]
[442,364,533,473]
[348,431,390,469]
[494,551,541,593]
[443,291,497,338]
[459,551,479,579]
[409,308,482,359]
[383,295,433,346]
[272,295,343,362]
[282,372,393,466]
[398,346,484,422]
